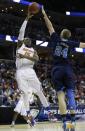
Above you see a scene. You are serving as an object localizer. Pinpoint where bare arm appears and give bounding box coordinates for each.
[33,50,39,62]
[18,17,28,41]
[79,42,85,48]
[17,12,33,48]
[42,6,55,36]
[18,50,39,62]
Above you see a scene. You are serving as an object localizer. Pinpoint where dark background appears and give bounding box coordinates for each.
[0,0,85,60]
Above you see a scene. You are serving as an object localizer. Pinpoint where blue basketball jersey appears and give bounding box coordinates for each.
[48,32,80,65]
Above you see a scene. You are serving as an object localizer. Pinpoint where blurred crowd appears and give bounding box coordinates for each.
[0,59,85,107]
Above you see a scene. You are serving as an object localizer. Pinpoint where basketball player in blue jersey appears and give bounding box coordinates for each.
[42,7,85,131]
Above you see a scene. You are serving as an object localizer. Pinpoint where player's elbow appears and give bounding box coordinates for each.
[36,56,39,61]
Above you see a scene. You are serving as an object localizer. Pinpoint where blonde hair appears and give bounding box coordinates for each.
[60,29,71,39]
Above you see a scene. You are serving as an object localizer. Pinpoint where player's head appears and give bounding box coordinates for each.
[23,37,32,47]
[60,29,71,39]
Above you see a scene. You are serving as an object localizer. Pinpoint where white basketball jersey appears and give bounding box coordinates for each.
[16,44,34,69]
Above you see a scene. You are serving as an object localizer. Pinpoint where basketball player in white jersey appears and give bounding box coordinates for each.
[15,11,57,126]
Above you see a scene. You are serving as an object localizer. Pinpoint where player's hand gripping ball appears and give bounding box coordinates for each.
[28,2,40,14]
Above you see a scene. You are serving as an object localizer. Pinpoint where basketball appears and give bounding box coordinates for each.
[28,2,40,14]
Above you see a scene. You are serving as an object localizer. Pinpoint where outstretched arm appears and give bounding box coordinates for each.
[18,17,28,41]
[42,6,55,36]
[17,12,33,48]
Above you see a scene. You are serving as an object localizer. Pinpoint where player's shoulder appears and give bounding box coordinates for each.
[50,32,60,41]
[17,43,25,50]
[17,40,24,49]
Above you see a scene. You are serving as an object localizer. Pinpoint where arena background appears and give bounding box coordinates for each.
[0,0,85,125]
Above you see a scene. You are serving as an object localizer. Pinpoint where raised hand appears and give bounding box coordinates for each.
[42,6,46,15]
